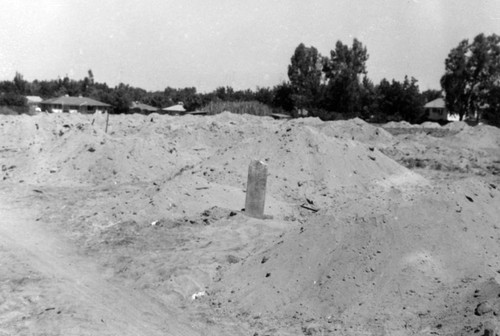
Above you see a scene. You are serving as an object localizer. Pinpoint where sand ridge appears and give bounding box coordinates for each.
[0,112,499,335]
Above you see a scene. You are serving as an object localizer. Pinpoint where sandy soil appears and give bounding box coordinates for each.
[0,112,499,335]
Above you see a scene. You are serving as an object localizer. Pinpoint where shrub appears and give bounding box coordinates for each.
[0,106,19,115]
[0,105,29,115]
[0,92,27,107]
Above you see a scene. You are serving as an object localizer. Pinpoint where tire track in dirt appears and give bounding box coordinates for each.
[0,194,200,336]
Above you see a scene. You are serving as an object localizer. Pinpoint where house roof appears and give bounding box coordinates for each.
[163,104,186,112]
[41,96,110,107]
[25,96,43,103]
[424,98,445,109]
[130,101,158,112]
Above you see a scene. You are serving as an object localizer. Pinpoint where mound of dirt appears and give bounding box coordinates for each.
[315,117,394,145]
[383,121,419,128]
[210,179,500,335]
[1,112,499,336]
[0,113,416,214]
[450,124,500,150]
[420,121,442,128]
[175,118,422,217]
[443,121,471,132]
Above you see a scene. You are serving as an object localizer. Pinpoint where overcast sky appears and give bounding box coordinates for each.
[1,0,499,93]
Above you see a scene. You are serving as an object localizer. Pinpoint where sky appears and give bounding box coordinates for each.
[1,0,499,93]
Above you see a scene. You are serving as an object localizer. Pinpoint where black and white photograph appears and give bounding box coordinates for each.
[1,1,500,335]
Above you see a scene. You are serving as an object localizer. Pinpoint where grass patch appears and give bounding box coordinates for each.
[202,101,273,116]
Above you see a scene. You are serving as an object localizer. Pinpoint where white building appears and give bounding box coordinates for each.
[424,98,459,122]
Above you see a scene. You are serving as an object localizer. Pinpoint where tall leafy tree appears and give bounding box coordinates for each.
[0,92,27,106]
[214,86,235,101]
[375,76,424,123]
[254,87,274,106]
[105,83,132,114]
[82,69,95,96]
[0,73,28,107]
[421,89,442,104]
[13,72,27,94]
[272,82,294,112]
[399,76,425,123]
[441,33,500,121]
[359,76,377,120]
[322,39,368,115]
[483,85,500,126]
[287,43,324,109]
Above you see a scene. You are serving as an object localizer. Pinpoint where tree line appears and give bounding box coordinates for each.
[286,33,500,126]
[285,40,441,123]
[0,69,292,114]
[1,32,499,125]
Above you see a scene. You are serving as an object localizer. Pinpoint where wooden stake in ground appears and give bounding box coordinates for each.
[105,111,110,133]
[244,160,268,219]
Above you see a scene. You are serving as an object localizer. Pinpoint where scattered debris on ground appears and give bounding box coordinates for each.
[1,112,499,335]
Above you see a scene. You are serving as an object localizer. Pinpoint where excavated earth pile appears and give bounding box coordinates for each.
[0,112,499,335]
[379,121,500,182]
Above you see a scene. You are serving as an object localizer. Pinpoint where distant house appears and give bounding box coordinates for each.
[424,98,459,122]
[270,113,292,120]
[25,96,43,112]
[424,98,447,121]
[129,101,158,114]
[41,95,111,114]
[162,102,186,115]
[25,96,43,106]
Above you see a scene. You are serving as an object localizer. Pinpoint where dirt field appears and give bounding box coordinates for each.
[0,112,499,335]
